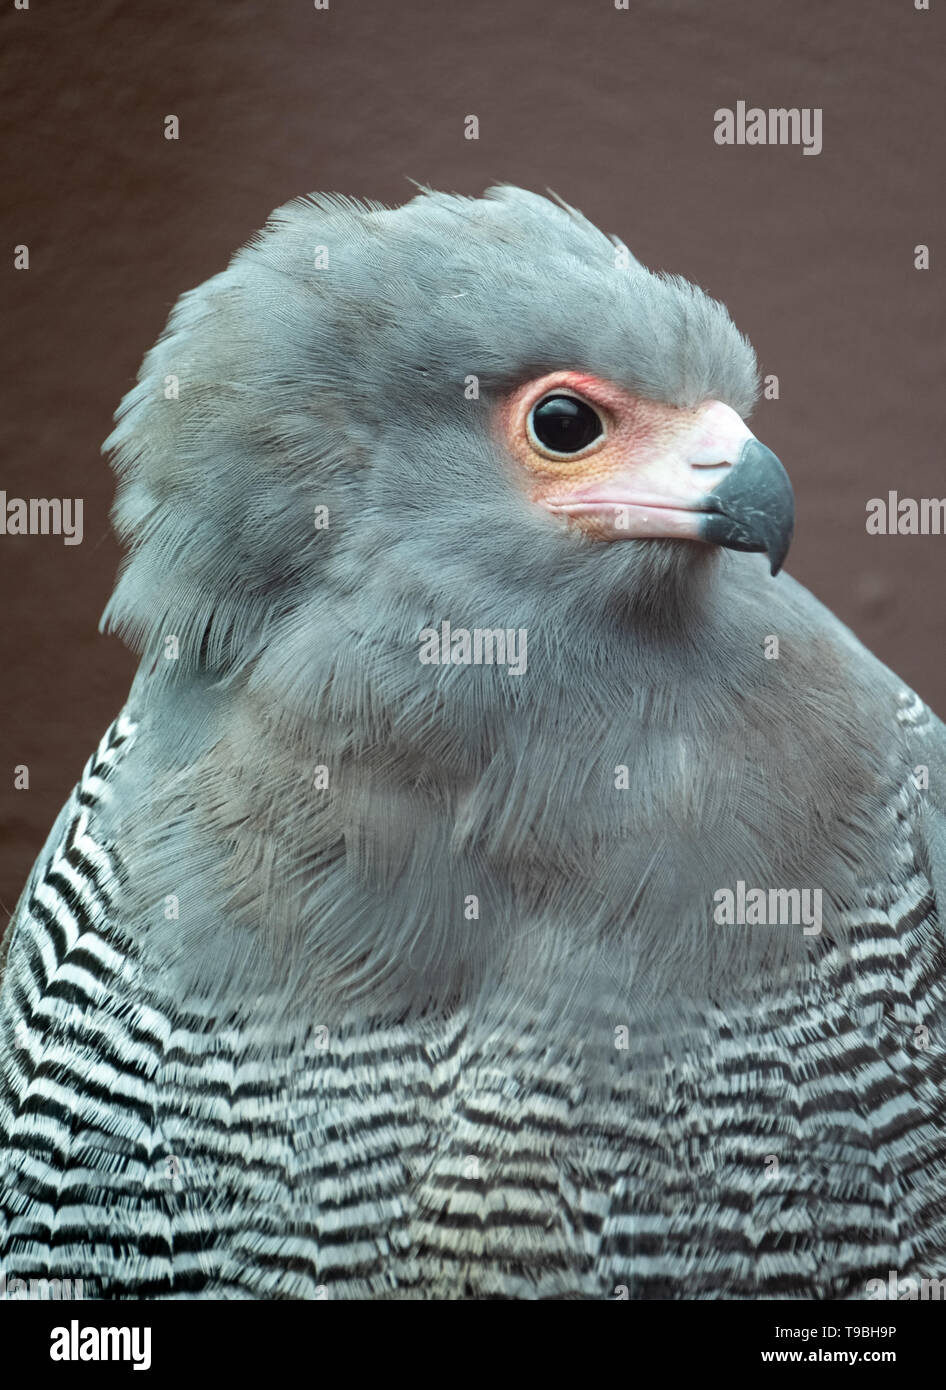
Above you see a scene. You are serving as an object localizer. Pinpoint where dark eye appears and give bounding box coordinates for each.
[528,393,604,456]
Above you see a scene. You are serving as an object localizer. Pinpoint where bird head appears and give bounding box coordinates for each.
[102,184,792,688]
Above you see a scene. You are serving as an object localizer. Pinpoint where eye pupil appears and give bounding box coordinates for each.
[530,394,603,454]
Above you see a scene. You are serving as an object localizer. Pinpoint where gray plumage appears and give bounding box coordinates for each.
[1,185,945,1299]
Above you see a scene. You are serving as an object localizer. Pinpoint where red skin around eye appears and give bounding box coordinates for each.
[501,370,705,504]
[498,370,761,547]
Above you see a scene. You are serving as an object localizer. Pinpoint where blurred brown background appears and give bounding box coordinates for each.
[1,0,943,921]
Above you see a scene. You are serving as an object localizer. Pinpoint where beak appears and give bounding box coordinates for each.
[700,437,794,576]
[544,400,795,576]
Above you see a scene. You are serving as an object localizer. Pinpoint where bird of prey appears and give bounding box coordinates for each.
[1,185,944,1300]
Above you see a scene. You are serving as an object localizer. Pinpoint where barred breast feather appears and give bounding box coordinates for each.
[2,690,945,1300]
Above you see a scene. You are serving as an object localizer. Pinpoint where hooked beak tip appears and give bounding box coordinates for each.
[701,438,795,577]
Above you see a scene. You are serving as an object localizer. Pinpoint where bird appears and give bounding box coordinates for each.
[1,184,944,1301]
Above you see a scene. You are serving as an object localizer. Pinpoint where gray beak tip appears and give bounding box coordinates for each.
[702,439,795,576]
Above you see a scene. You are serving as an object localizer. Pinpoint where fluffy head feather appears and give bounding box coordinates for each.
[102,185,760,673]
